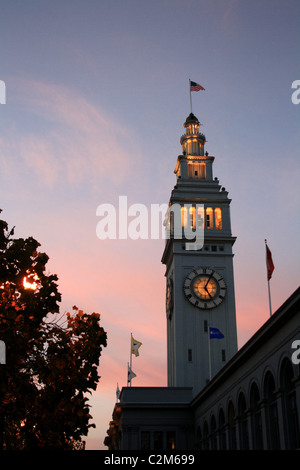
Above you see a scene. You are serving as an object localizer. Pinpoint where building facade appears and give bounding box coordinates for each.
[105,288,300,450]
[192,287,300,450]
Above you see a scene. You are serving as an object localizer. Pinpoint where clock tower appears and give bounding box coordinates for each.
[161,112,238,395]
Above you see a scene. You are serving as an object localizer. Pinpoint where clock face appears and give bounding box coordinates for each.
[193,276,217,300]
[183,268,226,309]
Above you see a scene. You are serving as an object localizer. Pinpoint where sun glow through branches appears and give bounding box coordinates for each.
[23,273,39,290]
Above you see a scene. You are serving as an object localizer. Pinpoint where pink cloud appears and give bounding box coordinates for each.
[6,77,142,187]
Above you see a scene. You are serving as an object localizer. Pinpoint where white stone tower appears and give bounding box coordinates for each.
[161,112,238,395]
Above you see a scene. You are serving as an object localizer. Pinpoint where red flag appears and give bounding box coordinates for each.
[266,243,274,280]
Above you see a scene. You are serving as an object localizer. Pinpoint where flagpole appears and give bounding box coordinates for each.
[267,279,272,317]
[265,239,272,317]
[189,79,192,114]
[129,332,132,387]
[208,323,212,380]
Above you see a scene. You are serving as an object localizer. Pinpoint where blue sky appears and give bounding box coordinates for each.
[1,0,299,449]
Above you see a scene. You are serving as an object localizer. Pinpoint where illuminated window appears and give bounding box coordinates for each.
[215,208,222,230]
[167,431,176,450]
[200,163,206,179]
[206,207,214,229]
[181,206,188,228]
[194,162,199,178]
[189,206,196,229]
[197,206,205,229]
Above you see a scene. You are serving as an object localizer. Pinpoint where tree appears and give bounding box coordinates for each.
[0,211,107,449]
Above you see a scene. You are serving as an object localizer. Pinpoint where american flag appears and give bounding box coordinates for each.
[190,80,205,91]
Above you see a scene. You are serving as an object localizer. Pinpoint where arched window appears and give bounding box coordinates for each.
[238,392,249,450]
[250,383,263,449]
[280,359,300,449]
[218,408,226,449]
[206,207,214,229]
[203,421,209,450]
[228,401,237,449]
[196,426,202,450]
[197,206,205,230]
[264,371,280,449]
[189,206,196,229]
[214,208,222,230]
[210,415,217,450]
[168,204,182,237]
[181,206,188,228]
[200,163,206,179]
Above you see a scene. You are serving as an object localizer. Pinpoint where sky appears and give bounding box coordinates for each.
[0,0,299,450]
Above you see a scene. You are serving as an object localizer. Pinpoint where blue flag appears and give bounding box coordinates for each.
[209,327,224,339]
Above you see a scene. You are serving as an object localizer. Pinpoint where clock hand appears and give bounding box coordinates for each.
[204,272,214,290]
[203,286,216,303]
[204,273,217,301]
[204,273,213,298]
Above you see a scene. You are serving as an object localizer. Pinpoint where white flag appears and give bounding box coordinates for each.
[131,336,142,357]
[128,364,136,382]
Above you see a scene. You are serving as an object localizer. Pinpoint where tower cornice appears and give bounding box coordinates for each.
[174,154,214,175]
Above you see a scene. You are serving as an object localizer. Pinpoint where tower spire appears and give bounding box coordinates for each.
[180,112,205,157]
